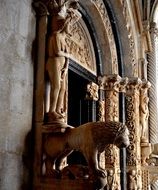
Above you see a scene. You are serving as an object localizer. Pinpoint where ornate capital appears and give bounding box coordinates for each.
[98,74,121,92]
[33,0,80,17]
[140,80,151,95]
[32,1,48,16]
[119,77,128,93]
[126,77,142,95]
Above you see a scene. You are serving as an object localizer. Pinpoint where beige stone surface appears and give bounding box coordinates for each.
[0,0,35,189]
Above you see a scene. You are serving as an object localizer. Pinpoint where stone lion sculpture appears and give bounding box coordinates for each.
[43,121,130,177]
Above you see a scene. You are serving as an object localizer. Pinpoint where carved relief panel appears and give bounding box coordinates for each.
[65,19,97,75]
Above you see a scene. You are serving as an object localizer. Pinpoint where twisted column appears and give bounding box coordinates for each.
[151,181,158,190]
[147,22,158,144]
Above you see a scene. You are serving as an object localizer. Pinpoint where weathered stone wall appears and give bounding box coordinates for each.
[0,0,35,189]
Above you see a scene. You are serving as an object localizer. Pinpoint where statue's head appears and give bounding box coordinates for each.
[114,124,130,148]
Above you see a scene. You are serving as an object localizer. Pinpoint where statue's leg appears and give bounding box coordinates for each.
[98,153,105,172]
[55,149,73,171]
[84,150,106,178]
[45,156,56,176]
[56,76,66,114]
[56,57,67,114]
[46,57,61,113]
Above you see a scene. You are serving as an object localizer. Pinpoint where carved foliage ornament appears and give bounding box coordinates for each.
[126,95,137,166]
[125,78,142,166]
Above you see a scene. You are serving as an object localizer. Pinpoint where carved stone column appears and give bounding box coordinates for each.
[99,74,122,190]
[147,22,158,144]
[33,1,48,122]
[32,2,48,188]
[125,78,142,189]
[151,180,158,190]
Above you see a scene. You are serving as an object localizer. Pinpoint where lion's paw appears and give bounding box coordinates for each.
[95,169,106,178]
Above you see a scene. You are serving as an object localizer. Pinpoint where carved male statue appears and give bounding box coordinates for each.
[140,96,149,142]
[46,0,81,119]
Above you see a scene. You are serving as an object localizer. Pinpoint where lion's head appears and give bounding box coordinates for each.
[113,123,130,148]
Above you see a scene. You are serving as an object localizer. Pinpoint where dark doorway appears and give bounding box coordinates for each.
[67,69,96,165]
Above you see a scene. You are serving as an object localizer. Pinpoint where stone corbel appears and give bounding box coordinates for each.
[85,82,99,101]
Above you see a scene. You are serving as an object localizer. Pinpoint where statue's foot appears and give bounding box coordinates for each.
[45,111,64,122]
[52,111,63,118]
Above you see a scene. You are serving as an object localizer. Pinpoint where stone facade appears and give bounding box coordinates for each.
[0,0,158,190]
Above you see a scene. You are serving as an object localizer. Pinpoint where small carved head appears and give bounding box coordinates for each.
[108,169,114,176]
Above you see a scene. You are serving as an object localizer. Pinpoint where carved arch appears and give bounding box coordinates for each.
[105,0,138,77]
[79,0,118,75]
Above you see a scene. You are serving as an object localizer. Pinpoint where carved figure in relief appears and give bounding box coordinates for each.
[128,170,137,190]
[140,95,149,142]
[107,169,115,190]
[137,170,142,190]
[46,1,81,118]
[105,144,115,165]
[43,121,129,178]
